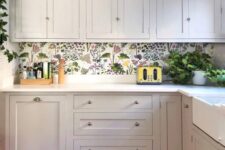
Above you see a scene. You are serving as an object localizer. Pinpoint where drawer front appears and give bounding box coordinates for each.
[74,95,152,112]
[74,113,153,136]
[74,140,153,150]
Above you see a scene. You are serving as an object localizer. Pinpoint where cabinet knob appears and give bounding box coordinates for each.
[135,122,140,127]
[88,100,92,104]
[33,97,41,102]
[116,17,120,21]
[134,101,139,104]
[187,18,191,21]
[46,17,50,20]
[184,104,189,108]
[87,122,92,126]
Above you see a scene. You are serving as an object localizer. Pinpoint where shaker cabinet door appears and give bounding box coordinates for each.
[86,0,117,39]
[15,0,47,39]
[47,0,80,39]
[117,0,150,39]
[188,0,222,38]
[160,96,182,150]
[157,0,188,38]
[9,96,66,150]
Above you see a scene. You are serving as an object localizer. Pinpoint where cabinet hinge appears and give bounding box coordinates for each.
[159,101,161,109]
[221,7,223,14]
[191,135,194,143]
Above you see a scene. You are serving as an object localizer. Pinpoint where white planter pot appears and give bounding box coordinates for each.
[193,71,207,85]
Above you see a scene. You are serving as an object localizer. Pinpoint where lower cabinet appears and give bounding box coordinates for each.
[9,95,66,150]
[160,96,182,150]
[74,139,153,150]
[6,93,184,150]
[192,126,225,150]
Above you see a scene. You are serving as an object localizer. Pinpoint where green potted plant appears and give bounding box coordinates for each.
[184,51,213,85]
[206,69,225,87]
[166,51,193,84]
[166,51,213,85]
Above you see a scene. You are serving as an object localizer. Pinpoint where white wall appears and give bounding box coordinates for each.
[0,0,19,88]
[213,44,225,69]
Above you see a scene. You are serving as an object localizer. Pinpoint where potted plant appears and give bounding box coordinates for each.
[166,51,193,84]
[185,51,213,85]
[206,69,225,87]
[166,51,213,85]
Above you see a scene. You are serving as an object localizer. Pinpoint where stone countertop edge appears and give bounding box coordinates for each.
[1,84,225,97]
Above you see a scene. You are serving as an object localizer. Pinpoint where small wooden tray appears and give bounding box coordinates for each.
[20,79,53,85]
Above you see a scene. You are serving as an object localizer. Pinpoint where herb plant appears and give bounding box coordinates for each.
[206,69,225,86]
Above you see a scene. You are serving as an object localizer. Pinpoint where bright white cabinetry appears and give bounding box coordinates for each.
[9,95,66,150]
[157,0,188,38]
[192,126,225,150]
[188,0,222,38]
[86,0,150,39]
[13,0,80,41]
[160,96,182,150]
[86,0,117,39]
[15,0,47,39]
[47,0,80,39]
[182,96,193,150]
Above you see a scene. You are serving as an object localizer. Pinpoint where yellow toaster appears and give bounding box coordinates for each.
[137,66,162,85]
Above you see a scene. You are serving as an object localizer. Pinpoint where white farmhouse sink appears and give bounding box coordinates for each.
[193,96,225,146]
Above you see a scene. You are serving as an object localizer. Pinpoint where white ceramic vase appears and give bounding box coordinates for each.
[193,71,207,85]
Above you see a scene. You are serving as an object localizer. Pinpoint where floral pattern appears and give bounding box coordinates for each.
[18,43,215,75]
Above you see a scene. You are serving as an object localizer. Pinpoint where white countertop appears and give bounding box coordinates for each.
[1,83,225,97]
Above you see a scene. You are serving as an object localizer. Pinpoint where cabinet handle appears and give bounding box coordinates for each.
[88,100,92,104]
[87,122,92,126]
[184,104,189,108]
[135,122,140,127]
[33,97,41,102]
[116,17,120,21]
[187,18,191,21]
[134,101,139,104]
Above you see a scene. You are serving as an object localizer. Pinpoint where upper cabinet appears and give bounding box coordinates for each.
[15,0,47,39]
[86,0,117,39]
[157,0,188,38]
[188,0,222,38]
[10,0,225,42]
[86,0,150,39]
[12,0,80,41]
[47,0,80,39]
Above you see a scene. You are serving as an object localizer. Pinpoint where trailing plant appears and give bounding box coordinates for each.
[166,51,213,84]
[206,69,225,86]
[166,51,193,84]
[0,0,17,62]
[183,51,213,71]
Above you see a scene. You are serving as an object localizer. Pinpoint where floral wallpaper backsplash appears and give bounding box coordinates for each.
[18,43,215,75]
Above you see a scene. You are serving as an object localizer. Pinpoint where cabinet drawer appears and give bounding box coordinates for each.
[74,139,153,150]
[74,95,152,112]
[74,113,153,136]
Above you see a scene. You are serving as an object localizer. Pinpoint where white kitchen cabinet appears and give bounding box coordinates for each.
[192,126,225,150]
[47,0,80,39]
[12,0,80,41]
[86,0,117,38]
[160,96,182,150]
[157,0,188,38]
[188,0,222,38]
[15,0,47,39]
[117,0,150,39]
[222,0,225,34]
[86,0,150,39]
[9,96,66,150]
[182,96,193,150]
